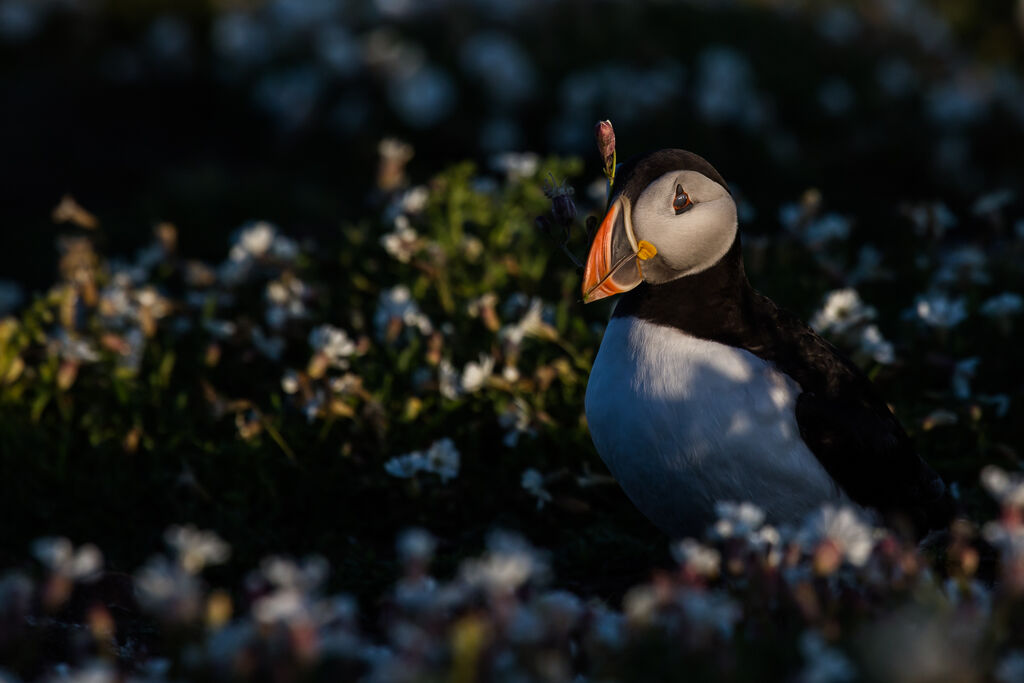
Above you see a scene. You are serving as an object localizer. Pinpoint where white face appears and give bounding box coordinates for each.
[627,170,738,283]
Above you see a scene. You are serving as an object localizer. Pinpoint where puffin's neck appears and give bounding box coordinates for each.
[611,235,757,344]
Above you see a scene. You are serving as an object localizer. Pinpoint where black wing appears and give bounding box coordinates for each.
[750,295,953,536]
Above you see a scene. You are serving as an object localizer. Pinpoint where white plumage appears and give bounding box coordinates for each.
[585,314,853,537]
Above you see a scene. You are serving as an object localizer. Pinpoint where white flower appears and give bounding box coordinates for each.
[164,525,230,575]
[203,319,236,339]
[330,373,362,395]
[237,221,275,258]
[265,276,309,329]
[910,293,967,329]
[797,631,856,683]
[281,369,300,394]
[424,438,460,482]
[380,216,420,263]
[670,538,721,577]
[499,297,555,347]
[438,359,461,400]
[50,330,100,363]
[521,468,552,509]
[31,537,102,582]
[981,292,1024,318]
[400,186,429,214]
[397,528,436,565]
[810,289,876,336]
[309,324,356,369]
[931,246,989,288]
[622,584,659,624]
[803,213,851,246]
[490,151,539,180]
[972,188,1015,216]
[134,555,202,620]
[261,555,328,592]
[220,221,298,285]
[952,357,980,399]
[384,439,459,483]
[459,530,548,595]
[384,452,427,478]
[500,399,534,447]
[905,201,957,238]
[460,353,494,393]
[796,505,876,567]
[859,324,894,364]
[711,501,766,540]
[253,588,306,625]
[502,364,520,383]
[374,286,433,340]
[250,555,329,628]
[679,590,741,639]
[980,466,1024,508]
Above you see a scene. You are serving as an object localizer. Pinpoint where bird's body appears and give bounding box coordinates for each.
[587,313,849,537]
[581,149,952,538]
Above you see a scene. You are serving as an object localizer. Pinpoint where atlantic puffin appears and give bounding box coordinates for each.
[582,149,952,539]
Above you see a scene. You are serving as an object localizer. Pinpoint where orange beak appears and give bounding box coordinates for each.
[581,198,644,303]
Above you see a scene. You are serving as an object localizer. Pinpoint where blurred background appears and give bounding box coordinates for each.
[2,0,1023,296]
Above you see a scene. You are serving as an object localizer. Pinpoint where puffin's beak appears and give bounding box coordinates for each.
[582,198,644,303]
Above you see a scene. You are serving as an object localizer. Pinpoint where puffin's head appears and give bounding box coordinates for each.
[582,149,737,302]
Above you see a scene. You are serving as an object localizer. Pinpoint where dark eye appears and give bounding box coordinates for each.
[673,184,692,215]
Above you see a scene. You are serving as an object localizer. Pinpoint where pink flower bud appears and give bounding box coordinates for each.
[595,120,616,170]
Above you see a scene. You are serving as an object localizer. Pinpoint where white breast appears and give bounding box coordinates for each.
[585,315,850,538]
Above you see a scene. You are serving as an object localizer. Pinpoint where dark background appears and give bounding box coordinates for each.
[2,0,1022,294]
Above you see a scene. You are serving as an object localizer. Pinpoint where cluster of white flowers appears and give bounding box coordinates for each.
[265,275,310,329]
[384,438,460,483]
[796,504,878,568]
[380,215,421,263]
[134,526,231,622]
[374,285,433,341]
[8,464,1024,681]
[308,324,357,369]
[219,221,298,286]
[459,530,550,597]
[31,537,103,584]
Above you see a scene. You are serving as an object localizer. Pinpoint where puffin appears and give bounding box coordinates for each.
[582,149,952,539]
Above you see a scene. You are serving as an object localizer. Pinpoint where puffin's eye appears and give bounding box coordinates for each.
[673,184,692,215]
